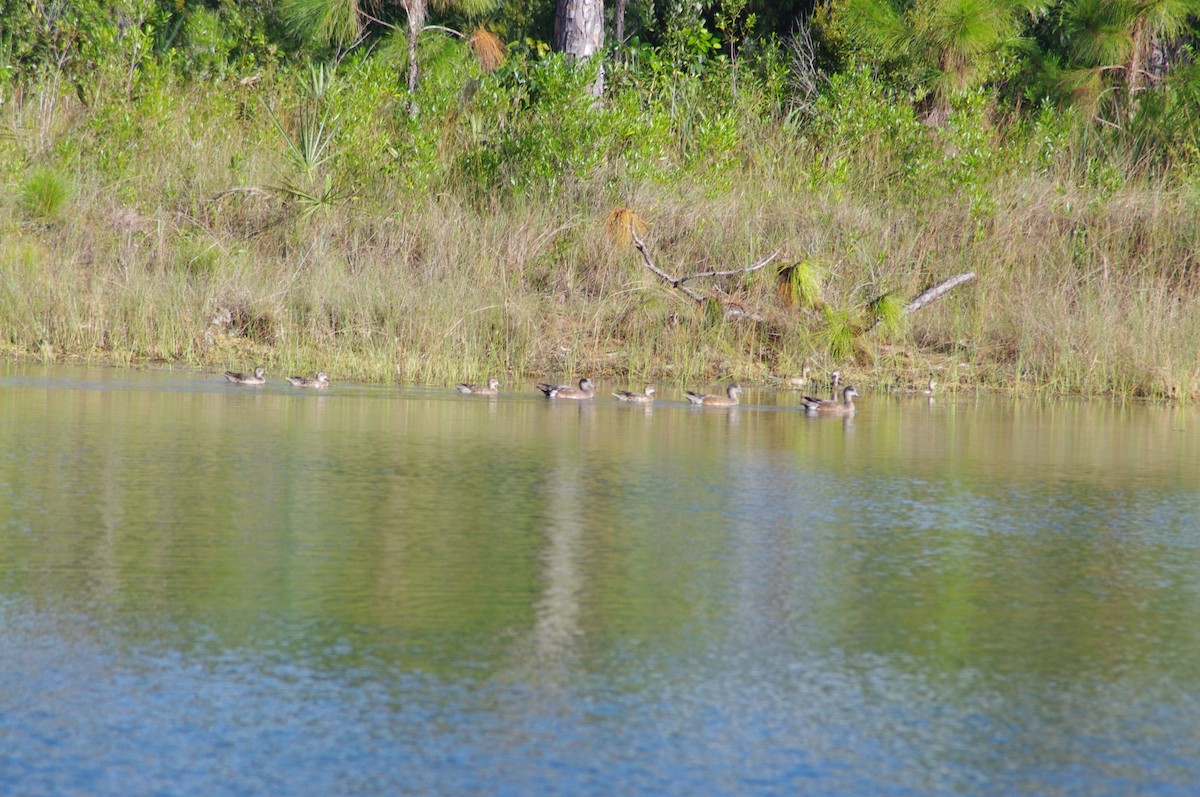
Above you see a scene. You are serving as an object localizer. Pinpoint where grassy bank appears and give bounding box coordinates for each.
[2,49,1199,400]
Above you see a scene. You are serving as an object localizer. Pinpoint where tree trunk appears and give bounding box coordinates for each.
[1127,16,1147,101]
[615,0,628,46]
[402,0,427,98]
[553,0,605,96]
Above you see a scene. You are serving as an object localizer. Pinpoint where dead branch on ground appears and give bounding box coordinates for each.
[630,228,780,320]
[904,271,976,315]
[869,271,977,331]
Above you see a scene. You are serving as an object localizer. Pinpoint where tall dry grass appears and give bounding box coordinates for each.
[1,63,1199,400]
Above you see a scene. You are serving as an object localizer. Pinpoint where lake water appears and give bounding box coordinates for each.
[1,363,1198,796]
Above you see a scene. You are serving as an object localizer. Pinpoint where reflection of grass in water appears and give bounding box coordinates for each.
[8,381,1194,687]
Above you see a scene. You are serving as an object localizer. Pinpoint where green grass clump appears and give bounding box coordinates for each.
[20,167,73,222]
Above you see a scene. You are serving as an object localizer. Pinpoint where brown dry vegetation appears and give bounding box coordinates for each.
[2,58,1199,400]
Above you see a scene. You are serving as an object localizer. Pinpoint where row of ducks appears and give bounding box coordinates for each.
[781,368,937,398]
[456,377,863,415]
[222,367,330,389]
[223,367,935,415]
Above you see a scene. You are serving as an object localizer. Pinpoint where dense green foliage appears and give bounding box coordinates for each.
[1,0,1198,397]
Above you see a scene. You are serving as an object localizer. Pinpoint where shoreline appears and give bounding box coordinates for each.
[0,349,1182,405]
[4,68,1198,406]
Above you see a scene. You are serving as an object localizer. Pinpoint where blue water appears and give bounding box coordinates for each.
[6,602,1198,796]
[2,365,1199,796]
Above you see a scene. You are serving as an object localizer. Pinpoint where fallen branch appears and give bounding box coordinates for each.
[720,304,765,321]
[630,228,779,320]
[904,271,976,315]
[209,186,275,203]
[868,271,977,331]
[630,229,707,303]
[678,248,782,284]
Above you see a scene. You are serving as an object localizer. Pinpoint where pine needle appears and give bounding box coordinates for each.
[867,291,906,336]
[605,207,649,250]
[776,258,824,307]
[470,28,505,74]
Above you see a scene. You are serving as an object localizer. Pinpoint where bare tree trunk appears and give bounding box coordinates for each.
[1127,17,1148,100]
[553,0,605,96]
[615,0,628,47]
[402,0,427,98]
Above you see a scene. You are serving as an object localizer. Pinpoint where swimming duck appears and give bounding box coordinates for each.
[535,378,595,399]
[457,378,500,395]
[770,365,813,388]
[896,379,936,396]
[286,372,330,389]
[828,369,841,399]
[802,386,859,415]
[685,383,743,407]
[223,367,266,385]
[791,365,814,388]
[613,386,656,403]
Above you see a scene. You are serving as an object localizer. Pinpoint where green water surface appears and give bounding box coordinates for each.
[1,364,1198,796]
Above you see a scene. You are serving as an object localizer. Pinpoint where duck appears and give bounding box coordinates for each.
[828,369,842,400]
[613,386,656,403]
[896,378,936,397]
[535,377,595,399]
[286,372,330,389]
[802,385,859,415]
[685,383,743,407]
[457,378,500,395]
[771,365,812,389]
[792,365,814,388]
[222,367,266,385]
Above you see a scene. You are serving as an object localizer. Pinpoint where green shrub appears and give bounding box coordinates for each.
[453,53,611,192]
[21,166,73,222]
[807,67,934,190]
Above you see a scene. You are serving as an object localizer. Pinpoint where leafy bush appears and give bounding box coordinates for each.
[807,67,934,189]
[454,53,628,192]
[175,2,278,78]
